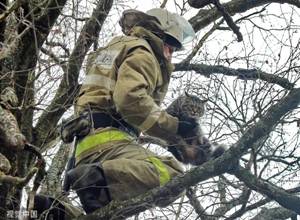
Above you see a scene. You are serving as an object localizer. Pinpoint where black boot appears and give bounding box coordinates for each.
[33,195,66,220]
[67,163,111,214]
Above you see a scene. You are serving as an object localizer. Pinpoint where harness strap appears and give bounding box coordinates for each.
[91,112,139,137]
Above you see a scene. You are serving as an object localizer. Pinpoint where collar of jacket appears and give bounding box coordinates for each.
[130,26,175,76]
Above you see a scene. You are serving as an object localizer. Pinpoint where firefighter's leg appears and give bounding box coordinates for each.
[92,142,184,203]
[74,140,184,209]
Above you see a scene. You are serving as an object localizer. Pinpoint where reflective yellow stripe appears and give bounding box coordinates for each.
[147,157,170,186]
[75,130,132,158]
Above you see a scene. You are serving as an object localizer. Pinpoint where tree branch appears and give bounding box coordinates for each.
[250,206,297,220]
[34,0,114,149]
[40,142,70,197]
[0,0,7,44]
[189,0,300,32]
[174,63,294,90]
[0,167,38,187]
[233,167,300,214]
[12,0,67,104]
[212,0,243,41]
[181,19,223,64]
[0,0,22,22]
[226,185,300,219]
[186,187,215,220]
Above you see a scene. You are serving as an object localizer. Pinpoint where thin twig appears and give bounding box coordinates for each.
[0,0,22,21]
[160,0,168,8]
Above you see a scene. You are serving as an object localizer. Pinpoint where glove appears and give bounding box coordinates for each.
[61,112,91,143]
[177,116,198,137]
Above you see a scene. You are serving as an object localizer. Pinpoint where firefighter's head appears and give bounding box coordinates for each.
[146,8,195,51]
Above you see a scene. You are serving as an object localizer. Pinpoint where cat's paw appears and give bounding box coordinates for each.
[210,143,227,159]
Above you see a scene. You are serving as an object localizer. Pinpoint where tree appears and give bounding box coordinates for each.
[0,0,299,219]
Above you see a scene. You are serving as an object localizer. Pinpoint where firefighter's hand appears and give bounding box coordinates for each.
[176,116,198,137]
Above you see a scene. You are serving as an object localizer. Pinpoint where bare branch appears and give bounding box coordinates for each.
[77,156,237,220]
[226,186,300,219]
[212,0,243,42]
[250,206,297,220]
[40,142,71,197]
[160,0,168,8]
[181,19,223,64]
[0,0,22,22]
[233,167,300,214]
[186,187,215,220]
[189,0,300,32]
[34,0,114,148]
[174,63,294,90]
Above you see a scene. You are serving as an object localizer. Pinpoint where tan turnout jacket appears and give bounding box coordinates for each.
[75,26,179,141]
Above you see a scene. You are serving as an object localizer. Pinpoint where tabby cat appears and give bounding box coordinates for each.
[166,93,226,166]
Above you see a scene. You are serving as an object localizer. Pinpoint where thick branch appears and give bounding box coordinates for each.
[250,206,297,220]
[174,63,294,90]
[226,186,300,219]
[189,0,300,32]
[12,0,67,101]
[34,0,114,149]
[40,142,70,196]
[233,167,300,214]
[232,88,300,155]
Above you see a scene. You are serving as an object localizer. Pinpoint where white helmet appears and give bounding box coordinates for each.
[146,8,195,50]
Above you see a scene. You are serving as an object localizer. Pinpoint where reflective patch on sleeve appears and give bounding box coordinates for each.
[82,74,116,91]
[138,104,161,132]
[147,157,171,186]
[94,49,119,69]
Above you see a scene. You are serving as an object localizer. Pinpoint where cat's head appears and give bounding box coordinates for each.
[179,92,207,118]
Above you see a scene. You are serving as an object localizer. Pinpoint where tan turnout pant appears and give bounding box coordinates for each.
[50,129,183,218]
[77,138,183,202]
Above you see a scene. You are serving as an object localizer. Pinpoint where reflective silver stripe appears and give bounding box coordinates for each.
[82,74,116,91]
[138,104,162,132]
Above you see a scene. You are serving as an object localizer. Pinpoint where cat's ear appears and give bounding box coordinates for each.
[201,98,209,104]
[184,91,191,97]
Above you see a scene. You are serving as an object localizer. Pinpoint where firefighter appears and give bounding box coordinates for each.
[34,8,196,218]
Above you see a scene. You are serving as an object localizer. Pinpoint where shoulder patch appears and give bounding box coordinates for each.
[94,49,120,69]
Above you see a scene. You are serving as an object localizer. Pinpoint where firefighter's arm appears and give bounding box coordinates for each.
[113,47,178,142]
